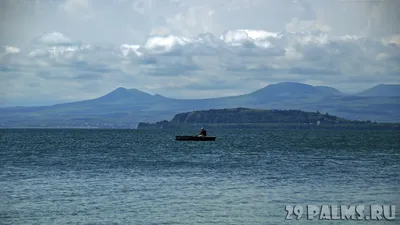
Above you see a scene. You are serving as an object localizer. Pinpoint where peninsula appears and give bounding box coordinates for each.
[137,108,400,130]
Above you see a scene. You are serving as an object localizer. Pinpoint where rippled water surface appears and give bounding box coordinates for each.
[1,129,399,224]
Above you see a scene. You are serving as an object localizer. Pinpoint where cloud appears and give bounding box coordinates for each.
[1,45,20,55]
[61,0,90,14]
[285,18,331,33]
[34,32,75,46]
[0,0,399,104]
[2,29,399,102]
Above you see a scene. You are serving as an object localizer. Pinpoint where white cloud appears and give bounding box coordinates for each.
[61,0,90,14]
[0,0,399,105]
[142,35,193,54]
[4,46,20,54]
[35,32,74,46]
[383,35,400,46]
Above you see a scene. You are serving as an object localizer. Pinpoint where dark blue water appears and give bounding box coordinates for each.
[1,129,399,224]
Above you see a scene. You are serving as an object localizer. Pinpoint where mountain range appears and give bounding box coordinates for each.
[0,82,399,128]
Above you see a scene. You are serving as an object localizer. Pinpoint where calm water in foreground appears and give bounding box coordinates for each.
[0,129,399,225]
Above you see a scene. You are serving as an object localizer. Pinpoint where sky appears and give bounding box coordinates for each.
[0,0,399,106]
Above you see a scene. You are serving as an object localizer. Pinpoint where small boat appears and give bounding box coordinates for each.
[175,135,216,141]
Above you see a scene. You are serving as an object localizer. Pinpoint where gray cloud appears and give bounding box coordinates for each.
[0,0,399,104]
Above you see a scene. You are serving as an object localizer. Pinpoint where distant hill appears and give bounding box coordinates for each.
[170,107,346,124]
[248,82,338,100]
[315,86,343,95]
[56,87,166,107]
[137,108,399,130]
[356,84,400,97]
[95,87,155,102]
[1,82,400,128]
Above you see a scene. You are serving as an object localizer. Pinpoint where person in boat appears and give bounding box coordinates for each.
[199,127,207,136]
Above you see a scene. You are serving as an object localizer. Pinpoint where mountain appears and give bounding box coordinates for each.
[246,82,342,102]
[315,86,343,95]
[250,82,319,96]
[356,84,400,97]
[1,82,400,128]
[58,87,164,106]
[95,87,154,102]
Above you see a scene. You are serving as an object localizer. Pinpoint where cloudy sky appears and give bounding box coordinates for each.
[0,0,399,106]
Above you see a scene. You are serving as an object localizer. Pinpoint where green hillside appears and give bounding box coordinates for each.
[170,108,344,124]
[137,108,400,130]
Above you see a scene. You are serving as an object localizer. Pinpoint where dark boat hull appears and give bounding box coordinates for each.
[175,136,216,141]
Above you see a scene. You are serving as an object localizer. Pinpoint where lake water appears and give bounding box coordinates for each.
[1,129,399,224]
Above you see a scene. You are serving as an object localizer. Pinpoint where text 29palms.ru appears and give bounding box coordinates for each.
[285,205,395,220]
